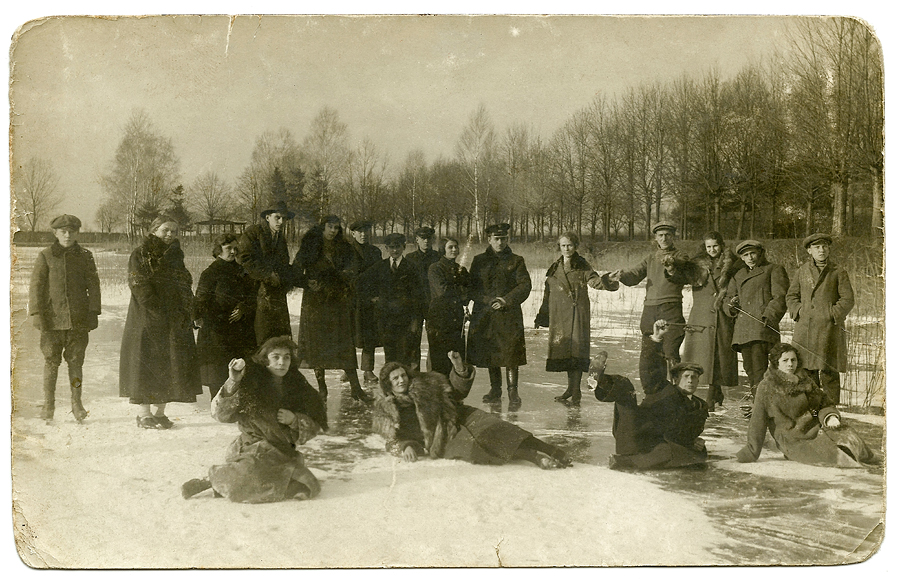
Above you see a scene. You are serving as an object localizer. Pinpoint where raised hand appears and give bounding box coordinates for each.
[228,358,246,383]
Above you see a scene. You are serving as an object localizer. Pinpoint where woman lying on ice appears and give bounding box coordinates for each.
[735,342,878,468]
[590,319,709,469]
[373,351,571,469]
[181,336,328,502]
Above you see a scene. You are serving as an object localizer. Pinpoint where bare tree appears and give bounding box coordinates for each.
[455,104,496,241]
[235,128,305,223]
[303,106,350,216]
[188,170,232,222]
[95,199,122,233]
[15,156,62,231]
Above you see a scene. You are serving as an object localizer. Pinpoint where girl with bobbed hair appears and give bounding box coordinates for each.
[425,237,470,376]
[736,342,878,467]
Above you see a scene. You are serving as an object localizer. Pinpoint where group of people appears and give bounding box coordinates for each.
[27,207,877,504]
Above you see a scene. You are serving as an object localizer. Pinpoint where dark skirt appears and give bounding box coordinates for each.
[545,357,590,373]
[443,405,532,465]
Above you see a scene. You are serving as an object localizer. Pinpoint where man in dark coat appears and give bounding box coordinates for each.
[236,200,295,345]
[347,220,383,383]
[591,320,709,470]
[405,226,441,370]
[785,233,855,405]
[29,214,101,421]
[723,240,789,412]
[466,223,531,406]
[360,233,427,369]
[609,221,697,371]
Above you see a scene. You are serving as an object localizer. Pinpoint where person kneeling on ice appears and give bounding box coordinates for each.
[589,319,709,469]
[373,351,571,469]
[182,336,328,502]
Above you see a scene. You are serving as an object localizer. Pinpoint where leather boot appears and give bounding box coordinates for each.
[348,372,373,403]
[70,376,88,422]
[482,367,503,403]
[41,365,58,420]
[569,370,583,406]
[314,368,328,400]
[554,384,574,403]
[507,367,521,406]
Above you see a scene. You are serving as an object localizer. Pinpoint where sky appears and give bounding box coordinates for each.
[5,11,822,230]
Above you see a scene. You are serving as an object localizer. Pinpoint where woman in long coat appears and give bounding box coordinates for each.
[119,216,202,429]
[535,232,616,405]
[426,238,470,377]
[736,343,876,467]
[682,232,742,409]
[193,234,258,397]
[294,215,371,402]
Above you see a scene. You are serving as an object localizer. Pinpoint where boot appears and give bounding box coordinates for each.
[569,371,583,406]
[554,384,574,404]
[70,378,88,423]
[41,365,58,420]
[507,367,521,406]
[483,367,503,403]
[348,372,373,403]
[314,368,328,400]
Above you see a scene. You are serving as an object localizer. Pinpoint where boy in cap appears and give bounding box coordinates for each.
[786,234,854,405]
[467,223,531,407]
[723,240,789,416]
[347,220,383,382]
[29,214,101,421]
[405,226,441,370]
[609,221,696,371]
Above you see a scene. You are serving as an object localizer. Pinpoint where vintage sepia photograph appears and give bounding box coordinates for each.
[5,5,889,569]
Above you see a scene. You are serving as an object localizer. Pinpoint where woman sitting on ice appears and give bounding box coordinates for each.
[590,319,709,469]
[373,351,571,469]
[735,343,877,468]
[182,336,328,502]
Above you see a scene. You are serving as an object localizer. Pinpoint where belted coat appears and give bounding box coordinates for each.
[723,260,789,349]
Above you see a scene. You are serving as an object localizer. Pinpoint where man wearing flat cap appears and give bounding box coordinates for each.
[406,226,441,370]
[722,239,789,415]
[608,220,697,372]
[236,200,295,345]
[467,223,531,407]
[360,232,426,368]
[29,214,101,422]
[786,234,854,405]
[347,220,383,382]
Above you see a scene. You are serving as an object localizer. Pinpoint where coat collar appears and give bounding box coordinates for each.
[765,367,816,397]
[50,241,81,257]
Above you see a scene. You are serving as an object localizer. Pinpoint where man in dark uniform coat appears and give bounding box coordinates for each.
[405,226,441,370]
[360,233,427,368]
[466,223,531,407]
[236,200,295,345]
[347,220,383,383]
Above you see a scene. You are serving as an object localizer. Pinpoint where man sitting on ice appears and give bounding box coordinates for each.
[589,319,709,469]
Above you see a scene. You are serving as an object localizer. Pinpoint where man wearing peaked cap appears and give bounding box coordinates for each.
[349,220,373,232]
[467,223,531,407]
[651,221,676,234]
[406,226,440,370]
[49,214,82,230]
[787,233,854,405]
[347,219,383,383]
[735,239,763,255]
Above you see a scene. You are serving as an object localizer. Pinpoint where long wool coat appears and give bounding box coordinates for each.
[236,224,293,345]
[723,259,789,348]
[405,247,442,303]
[466,246,531,368]
[536,253,612,372]
[29,241,101,331]
[348,238,383,351]
[786,261,855,372]
[372,366,532,465]
[208,362,327,503]
[119,236,201,404]
[193,258,258,388]
[426,257,469,375]
[735,367,874,467]
[360,256,427,366]
[293,228,359,369]
[682,251,741,387]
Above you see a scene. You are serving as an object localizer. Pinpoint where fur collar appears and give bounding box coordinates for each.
[50,241,83,257]
[764,367,816,397]
[546,252,591,277]
[237,362,328,431]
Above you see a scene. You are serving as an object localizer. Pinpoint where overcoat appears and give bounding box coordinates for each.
[405,247,442,302]
[348,238,383,351]
[119,236,201,404]
[372,365,532,465]
[426,257,469,375]
[786,261,855,372]
[723,259,789,348]
[193,258,258,388]
[536,253,611,372]
[236,223,293,345]
[682,251,740,387]
[735,367,874,467]
[208,362,327,503]
[293,227,359,369]
[29,241,101,331]
[466,245,531,368]
[360,256,427,366]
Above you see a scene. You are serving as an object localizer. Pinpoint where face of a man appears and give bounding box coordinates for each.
[705,239,722,259]
[323,222,341,241]
[265,347,292,377]
[387,244,404,260]
[416,236,432,252]
[740,248,760,268]
[489,234,508,253]
[807,242,831,263]
[266,212,285,233]
[655,229,674,250]
[53,227,78,248]
[351,229,369,244]
[389,368,410,395]
[677,370,700,396]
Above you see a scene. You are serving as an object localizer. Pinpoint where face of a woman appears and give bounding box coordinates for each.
[705,239,722,259]
[444,240,460,260]
[218,241,238,262]
[153,222,179,244]
[559,236,576,259]
[777,350,798,374]
[323,222,341,240]
[389,368,410,395]
[266,348,292,377]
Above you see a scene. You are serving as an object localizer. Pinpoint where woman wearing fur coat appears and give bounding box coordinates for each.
[373,351,570,469]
